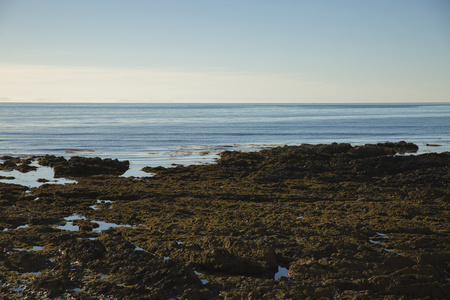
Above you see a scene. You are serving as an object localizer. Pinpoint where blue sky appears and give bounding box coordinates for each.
[0,0,449,102]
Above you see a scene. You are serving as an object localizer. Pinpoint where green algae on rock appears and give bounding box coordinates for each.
[0,142,449,299]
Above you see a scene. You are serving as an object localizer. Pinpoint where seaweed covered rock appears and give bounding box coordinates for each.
[189,236,277,275]
[1,142,449,299]
[38,155,129,177]
[4,250,49,272]
[0,182,28,207]
[377,141,419,153]
[0,156,37,173]
[214,142,443,183]
[59,238,106,264]
[37,155,66,167]
[30,270,75,298]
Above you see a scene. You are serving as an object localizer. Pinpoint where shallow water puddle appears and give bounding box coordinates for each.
[13,246,44,252]
[131,242,148,252]
[369,232,389,244]
[56,222,80,231]
[22,271,41,276]
[274,265,289,280]
[90,199,113,210]
[12,284,26,294]
[3,224,31,231]
[194,270,209,285]
[368,238,383,244]
[369,232,401,255]
[54,214,133,232]
[54,214,85,231]
[66,214,85,221]
[92,221,133,233]
[0,161,77,188]
[69,264,79,271]
[121,164,153,177]
[376,232,389,238]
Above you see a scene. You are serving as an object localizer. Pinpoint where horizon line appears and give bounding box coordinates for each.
[1,100,449,104]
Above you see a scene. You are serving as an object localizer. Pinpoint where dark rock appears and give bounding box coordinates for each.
[28,216,61,226]
[348,144,394,158]
[418,252,450,268]
[5,250,49,272]
[191,237,277,275]
[2,160,17,169]
[59,239,106,264]
[0,156,37,172]
[37,155,130,177]
[377,141,419,153]
[37,155,66,167]
[16,164,37,172]
[52,156,129,177]
[441,282,450,298]
[71,219,100,231]
[0,216,28,228]
[30,269,75,298]
[382,253,415,270]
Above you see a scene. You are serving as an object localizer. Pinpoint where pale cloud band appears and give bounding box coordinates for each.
[0,64,444,103]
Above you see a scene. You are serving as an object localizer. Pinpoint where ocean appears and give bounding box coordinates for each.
[1,102,449,177]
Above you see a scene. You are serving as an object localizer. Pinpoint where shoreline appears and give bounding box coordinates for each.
[0,142,449,299]
[2,140,450,184]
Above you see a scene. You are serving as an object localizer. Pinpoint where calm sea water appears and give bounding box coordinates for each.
[1,103,449,174]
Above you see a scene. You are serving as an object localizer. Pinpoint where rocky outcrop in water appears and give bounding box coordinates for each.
[0,142,448,299]
[38,155,129,177]
[0,156,37,174]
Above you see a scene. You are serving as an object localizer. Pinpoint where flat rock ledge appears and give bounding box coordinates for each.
[0,142,449,299]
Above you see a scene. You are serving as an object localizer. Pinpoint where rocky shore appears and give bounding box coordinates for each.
[0,142,449,299]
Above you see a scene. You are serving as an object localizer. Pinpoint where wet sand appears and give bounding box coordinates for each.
[0,142,449,299]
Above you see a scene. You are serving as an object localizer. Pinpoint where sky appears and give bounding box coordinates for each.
[0,0,449,103]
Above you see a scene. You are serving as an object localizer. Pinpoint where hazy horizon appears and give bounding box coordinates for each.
[1,0,449,103]
[1,99,449,104]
